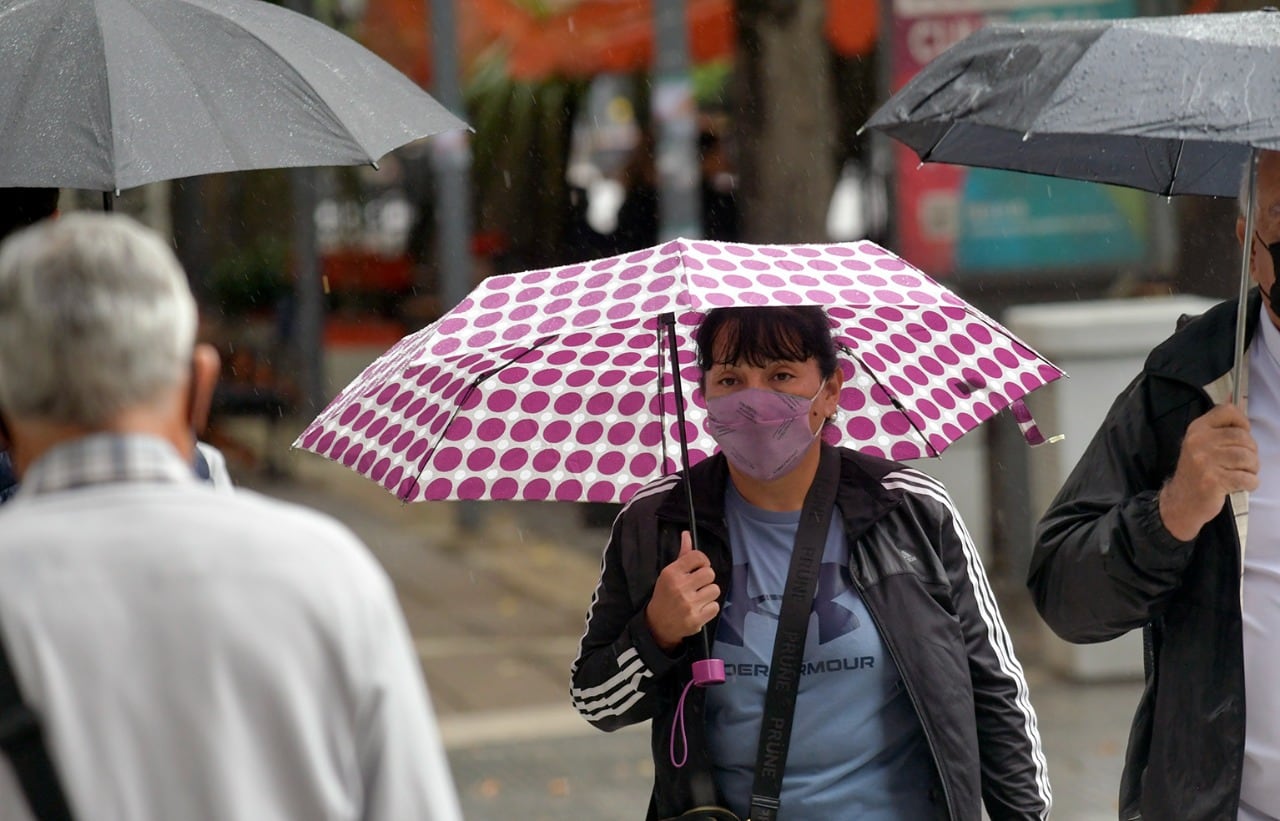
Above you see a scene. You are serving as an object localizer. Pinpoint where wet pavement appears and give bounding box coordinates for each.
[235,438,1142,820]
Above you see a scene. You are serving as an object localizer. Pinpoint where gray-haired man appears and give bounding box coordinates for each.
[0,214,461,821]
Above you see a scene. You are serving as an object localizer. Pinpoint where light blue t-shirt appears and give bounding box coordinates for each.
[704,485,936,820]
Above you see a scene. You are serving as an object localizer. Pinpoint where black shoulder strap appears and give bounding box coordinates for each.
[0,629,75,821]
[747,446,841,821]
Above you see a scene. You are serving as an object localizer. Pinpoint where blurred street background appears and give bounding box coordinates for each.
[78,0,1274,816]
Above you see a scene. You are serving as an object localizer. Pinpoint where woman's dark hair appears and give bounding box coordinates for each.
[694,306,839,378]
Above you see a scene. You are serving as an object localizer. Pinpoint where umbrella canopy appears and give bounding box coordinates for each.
[863,10,1280,197]
[295,239,1064,503]
[0,0,468,192]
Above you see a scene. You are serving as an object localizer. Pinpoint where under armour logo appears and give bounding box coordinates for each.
[717,561,860,647]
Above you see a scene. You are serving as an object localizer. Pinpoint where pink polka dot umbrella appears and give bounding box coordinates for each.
[294,239,1065,503]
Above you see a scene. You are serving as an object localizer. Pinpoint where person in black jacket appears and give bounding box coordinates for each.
[1028,152,1280,820]
[571,305,1051,820]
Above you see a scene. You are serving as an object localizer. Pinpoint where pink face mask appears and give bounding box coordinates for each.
[703,382,826,482]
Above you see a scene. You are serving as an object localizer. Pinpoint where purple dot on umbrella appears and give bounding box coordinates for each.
[876,306,906,324]
[848,327,873,343]
[847,416,877,441]
[488,478,517,500]
[630,372,651,387]
[841,387,867,411]
[1039,363,1063,381]
[978,357,1003,379]
[931,345,959,367]
[428,371,451,392]
[523,479,552,500]
[392,431,415,455]
[804,289,836,305]
[322,431,342,456]
[723,243,752,257]
[708,258,736,272]
[907,323,933,344]
[406,438,430,462]
[474,312,503,329]
[596,451,627,476]
[874,256,906,271]
[790,246,818,258]
[555,265,584,280]
[423,478,452,499]
[353,409,375,432]
[902,365,928,386]
[339,402,362,426]
[567,370,596,388]
[500,448,529,471]
[777,260,803,272]
[863,352,885,372]
[496,366,529,386]
[378,423,401,447]
[476,418,506,442]
[554,480,585,502]
[693,241,721,255]
[578,273,608,290]
[691,274,718,289]
[487,274,516,290]
[532,370,559,388]
[300,426,323,450]
[547,350,576,367]
[990,394,1010,412]
[467,448,496,471]
[642,296,671,313]
[707,292,735,307]
[843,289,876,305]
[383,465,404,489]
[1020,372,1042,392]
[455,477,485,499]
[907,289,938,305]
[467,330,496,348]
[722,273,751,289]
[599,370,625,388]
[889,375,914,395]
[638,421,664,446]
[532,449,561,471]
[586,394,615,415]
[922,311,948,332]
[823,273,854,287]
[429,413,448,435]
[956,412,978,431]
[758,245,786,258]
[631,453,659,477]
[627,248,656,263]
[565,450,594,473]
[742,259,769,272]
[882,411,912,435]
[590,256,619,272]
[647,274,676,293]
[994,348,1020,369]
[653,256,681,274]
[376,384,399,405]
[841,257,874,271]
[606,303,637,322]
[745,291,772,306]
[889,333,917,355]
[485,389,517,413]
[875,343,901,364]
[917,398,941,421]
[500,323,532,342]
[443,417,473,442]
[356,449,378,473]
[572,309,603,327]
[928,433,951,453]
[459,389,484,412]
[555,394,582,415]
[607,421,636,446]
[918,355,944,376]
[577,421,605,445]
[931,387,957,410]
[870,384,893,406]
[892,273,923,287]
[511,419,540,442]
[525,269,553,283]
[414,367,440,388]
[546,294,575,312]
[370,458,391,482]
[891,442,922,460]
[575,351,606,368]
[873,289,903,305]
[392,390,415,413]
[807,259,837,272]
[948,334,977,356]
[544,421,571,443]
[438,317,467,335]
[586,482,616,502]
[517,286,545,302]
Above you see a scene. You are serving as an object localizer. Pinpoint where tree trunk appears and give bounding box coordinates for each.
[734,0,836,243]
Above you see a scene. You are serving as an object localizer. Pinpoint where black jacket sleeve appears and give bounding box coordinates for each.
[1027,376,1198,643]
[569,503,686,732]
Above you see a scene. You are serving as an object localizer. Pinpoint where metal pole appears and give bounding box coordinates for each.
[285,0,326,419]
[653,0,701,241]
[429,0,480,530]
[429,0,474,311]
[1233,148,1259,407]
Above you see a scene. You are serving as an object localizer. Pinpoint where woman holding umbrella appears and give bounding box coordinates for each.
[570,305,1050,820]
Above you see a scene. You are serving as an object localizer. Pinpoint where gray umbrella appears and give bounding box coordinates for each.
[0,0,468,192]
[863,9,1280,401]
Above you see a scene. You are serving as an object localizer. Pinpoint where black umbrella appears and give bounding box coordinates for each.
[864,9,1280,401]
[0,0,467,193]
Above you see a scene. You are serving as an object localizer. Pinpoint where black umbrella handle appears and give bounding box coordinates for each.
[1233,149,1258,407]
[660,312,714,662]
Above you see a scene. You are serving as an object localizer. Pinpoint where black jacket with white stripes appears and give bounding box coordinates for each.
[570,444,1051,820]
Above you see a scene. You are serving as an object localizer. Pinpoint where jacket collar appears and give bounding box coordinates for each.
[1144,289,1263,392]
[654,443,904,541]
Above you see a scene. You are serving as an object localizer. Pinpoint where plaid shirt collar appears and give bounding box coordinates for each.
[19,434,197,497]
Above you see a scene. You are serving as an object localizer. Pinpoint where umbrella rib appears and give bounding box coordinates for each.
[403,335,556,502]
[842,345,938,459]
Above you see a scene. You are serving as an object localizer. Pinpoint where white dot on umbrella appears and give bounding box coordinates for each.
[627,444,639,454]
[551,384,565,394]
[605,413,618,424]
[540,412,554,423]
[553,470,565,481]
[573,413,586,424]
[520,470,532,480]
[507,411,520,422]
